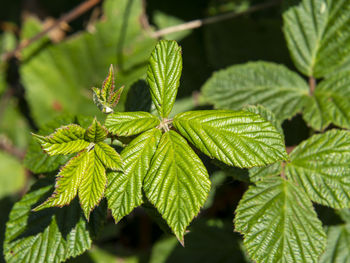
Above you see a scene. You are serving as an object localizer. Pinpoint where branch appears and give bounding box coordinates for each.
[151,0,281,38]
[1,0,101,62]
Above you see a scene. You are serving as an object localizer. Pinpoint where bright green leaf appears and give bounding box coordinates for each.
[244,104,284,137]
[34,150,91,211]
[84,118,108,143]
[201,62,309,121]
[303,71,350,130]
[146,40,182,118]
[249,162,282,182]
[92,65,124,113]
[33,124,89,156]
[106,128,162,223]
[283,0,350,77]
[143,131,211,243]
[79,151,106,220]
[285,129,350,208]
[105,112,160,136]
[235,177,326,263]
[320,224,350,263]
[94,142,122,171]
[173,110,287,168]
[24,115,75,173]
[4,179,93,263]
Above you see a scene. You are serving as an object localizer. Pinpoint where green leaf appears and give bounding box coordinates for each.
[0,151,26,198]
[283,0,350,77]
[24,115,75,173]
[92,65,124,113]
[201,62,309,121]
[33,124,90,156]
[146,40,182,118]
[94,142,122,171]
[84,118,108,143]
[303,71,350,130]
[173,110,287,168]
[143,131,211,243]
[34,151,91,210]
[320,224,350,263]
[235,177,326,263]
[105,112,160,136]
[285,129,350,208]
[21,0,156,126]
[249,162,282,183]
[4,179,93,263]
[243,104,284,137]
[78,151,106,219]
[106,128,162,223]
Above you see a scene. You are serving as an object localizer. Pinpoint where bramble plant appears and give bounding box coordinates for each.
[4,39,288,262]
[3,0,350,262]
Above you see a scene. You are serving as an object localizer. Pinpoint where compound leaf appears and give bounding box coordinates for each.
[24,115,76,173]
[303,71,350,130]
[85,118,108,143]
[173,110,287,168]
[78,151,107,220]
[106,128,162,223]
[105,112,160,136]
[235,177,326,263]
[143,131,211,243]
[4,179,92,263]
[33,124,89,156]
[320,224,350,263]
[34,151,92,211]
[147,40,182,118]
[285,129,350,208]
[94,142,122,171]
[283,0,350,77]
[201,62,309,121]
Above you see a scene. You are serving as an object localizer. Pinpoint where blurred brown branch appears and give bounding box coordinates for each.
[151,0,281,38]
[1,0,101,62]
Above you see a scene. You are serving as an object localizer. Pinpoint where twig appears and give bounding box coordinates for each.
[151,0,281,38]
[1,0,101,62]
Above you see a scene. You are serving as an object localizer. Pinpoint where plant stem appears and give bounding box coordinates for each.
[309,76,316,95]
[151,0,281,38]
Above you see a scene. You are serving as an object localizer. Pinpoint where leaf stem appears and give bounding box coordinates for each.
[309,76,316,95]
